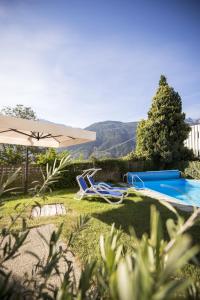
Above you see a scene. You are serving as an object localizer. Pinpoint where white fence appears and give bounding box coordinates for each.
[185,124,200,157]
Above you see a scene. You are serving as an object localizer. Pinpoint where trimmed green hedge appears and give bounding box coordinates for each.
[55,158,157,189]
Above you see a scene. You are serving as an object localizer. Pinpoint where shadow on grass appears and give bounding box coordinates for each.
[92,194,200,241]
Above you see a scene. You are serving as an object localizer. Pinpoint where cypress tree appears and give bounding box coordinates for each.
[136,75,191,164]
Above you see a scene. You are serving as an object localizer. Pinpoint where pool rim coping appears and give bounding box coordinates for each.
[134,178,200,211]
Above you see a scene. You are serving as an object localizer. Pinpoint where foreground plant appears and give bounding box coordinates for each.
[0,155,72,299]
[1,202,200,299]
[31,154,71,198]
[64,201,200,300]
[89,204,199,300]
[55,203,200,300]
[0,167,21,198]
[19,215,90,300]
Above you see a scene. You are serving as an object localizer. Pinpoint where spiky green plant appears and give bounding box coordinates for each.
[89,203,200,300]
[0,167,21,198]
[30,155,71,198]
[55,203,200,300]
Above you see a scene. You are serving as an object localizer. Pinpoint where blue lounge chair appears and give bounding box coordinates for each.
[86,169,134,196]
[87,174,129,193]
[75,175,124,204]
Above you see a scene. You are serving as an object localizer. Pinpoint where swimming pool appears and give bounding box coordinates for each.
[127,170,200,207]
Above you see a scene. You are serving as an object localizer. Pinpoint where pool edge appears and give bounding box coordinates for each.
[137,188,195,212]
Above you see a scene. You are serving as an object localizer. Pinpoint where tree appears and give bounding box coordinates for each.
[136,75,192,164]
[0,104,43,165]
[1,104,37,120]
[35,148,71,166]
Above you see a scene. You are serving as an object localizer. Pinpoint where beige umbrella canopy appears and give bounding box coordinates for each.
[0,115,96,148]
[0,115,96,192]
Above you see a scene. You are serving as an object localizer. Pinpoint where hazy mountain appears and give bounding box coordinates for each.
[66,117,200,159]
[67,120,138,159]
[56,117,200,159]
[186,118,200,125]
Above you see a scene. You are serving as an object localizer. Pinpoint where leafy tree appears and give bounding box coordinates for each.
[0,104,44,165]
[1,104,37,120]
[0,146,24,165]
[75,152,85,162]
[35,148,71,166]
[136,75,192,164]
[134,119,149,158]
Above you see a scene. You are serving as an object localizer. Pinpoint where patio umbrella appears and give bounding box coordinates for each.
[0,115,96,191]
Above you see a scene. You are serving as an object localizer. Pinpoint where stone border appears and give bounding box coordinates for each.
[31,203,66,217]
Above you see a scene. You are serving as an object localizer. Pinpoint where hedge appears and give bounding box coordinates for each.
[55,158,159,189]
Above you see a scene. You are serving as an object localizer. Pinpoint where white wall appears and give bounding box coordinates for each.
[185,124,200,157]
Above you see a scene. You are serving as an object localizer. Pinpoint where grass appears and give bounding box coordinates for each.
[1,188,200,281]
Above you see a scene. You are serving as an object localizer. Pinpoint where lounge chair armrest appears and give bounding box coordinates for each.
[98,182,111,188]
[96,184,110,191]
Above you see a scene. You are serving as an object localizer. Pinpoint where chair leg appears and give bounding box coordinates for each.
[124,191,129,197]
[101,194,124,205]
[75,190,124,205]
[74,192,84,200]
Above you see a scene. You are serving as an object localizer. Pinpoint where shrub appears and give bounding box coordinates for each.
[184,161,200,179]
[51,158,157,189]
[35,148,71,166]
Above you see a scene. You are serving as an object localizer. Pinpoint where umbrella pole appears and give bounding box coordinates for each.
[24,147,29,194]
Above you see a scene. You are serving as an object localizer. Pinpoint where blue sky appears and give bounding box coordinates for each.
[0,0,199,128]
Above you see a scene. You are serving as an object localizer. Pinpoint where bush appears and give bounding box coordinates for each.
[123,151,146,161]
[35,148,71,166]
[184,161,200,179]
[53,158,158,189]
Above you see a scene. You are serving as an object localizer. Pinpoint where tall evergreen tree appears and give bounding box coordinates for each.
[136,75,192,164]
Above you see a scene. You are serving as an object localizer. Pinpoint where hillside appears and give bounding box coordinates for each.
[65,117,199,159]
[67,120,138,159]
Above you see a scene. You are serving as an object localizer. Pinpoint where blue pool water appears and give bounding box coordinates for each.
[145,178,200,207]
[127,170,200,207]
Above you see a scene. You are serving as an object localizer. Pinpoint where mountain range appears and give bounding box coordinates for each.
[67,121,138,159]
[66,118,200,159]
[185,118,200,125]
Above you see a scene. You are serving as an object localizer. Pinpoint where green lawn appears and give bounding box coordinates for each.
[1,188,200,281]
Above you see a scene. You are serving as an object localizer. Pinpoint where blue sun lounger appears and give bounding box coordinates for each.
[86,169,134,196]
[75,174,124,204]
